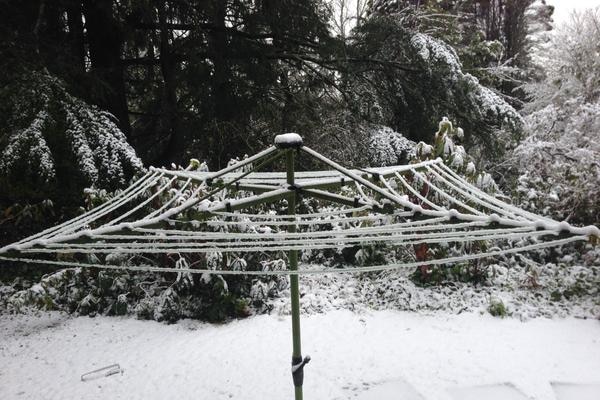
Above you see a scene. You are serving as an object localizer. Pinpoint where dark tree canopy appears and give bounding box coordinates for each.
[1,0,546,177]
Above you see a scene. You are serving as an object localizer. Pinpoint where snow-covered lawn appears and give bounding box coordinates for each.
[1,310,599,400]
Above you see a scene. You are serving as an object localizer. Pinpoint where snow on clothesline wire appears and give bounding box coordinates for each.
[95,219,488,240]
[212,205,371,220]
[11,170,157,247]
[25,228,548,254]
[0,236,585,275]
[0,142,598,275]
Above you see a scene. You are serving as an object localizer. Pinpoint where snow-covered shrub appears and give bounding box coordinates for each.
[0,70,144,206]
[524,8,600,108]
[2,180,289,323]
[367,125,416,166]
[411,262,491,287]
[507,9,600,225]
[264,244,600,318]
[4,258,261,323]
[307,117,504,286]
[248,260,289,313]
[354,244,387,266]
[509,101,600,224]
[54,169,291,322]
[7,268,99,314]
[487,297,508,318]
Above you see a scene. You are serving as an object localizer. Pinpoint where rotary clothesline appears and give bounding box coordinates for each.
[1,136,598,273]
[0,175,592,253]
[2,157,563,247]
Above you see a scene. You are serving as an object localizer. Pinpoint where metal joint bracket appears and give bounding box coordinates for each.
[291,355,311,387]
[288,184,302,193]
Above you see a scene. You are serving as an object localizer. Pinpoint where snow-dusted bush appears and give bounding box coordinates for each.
[0,155,295,322]
[0,71,144,205]
[510,101,600,224]
[367,125,416,166]
[1,162,290,322]
[487,297,508,317]
[524,8,600,108]
[508,9,600,225]
[4,259,278,323]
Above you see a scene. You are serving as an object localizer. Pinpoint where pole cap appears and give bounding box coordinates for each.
[275,133,303,148]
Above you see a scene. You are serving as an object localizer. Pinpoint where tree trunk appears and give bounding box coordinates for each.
[83,0,131,136]
[66,0,86,74]
[158,2,181,164]
[209,0,233,122]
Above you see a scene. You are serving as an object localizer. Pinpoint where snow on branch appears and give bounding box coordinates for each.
[0,71,144,198]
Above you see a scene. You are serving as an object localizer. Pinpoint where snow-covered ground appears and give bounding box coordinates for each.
[1,310,599,400]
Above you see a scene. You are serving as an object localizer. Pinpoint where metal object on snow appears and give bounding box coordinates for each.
[81,363,123,381]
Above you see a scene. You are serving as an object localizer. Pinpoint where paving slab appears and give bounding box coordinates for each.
[551,382,600,400]
[448,383,528,400]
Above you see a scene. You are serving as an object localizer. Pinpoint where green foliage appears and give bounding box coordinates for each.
[410,263,489,287]
[403,118,502,286]
[355,245,387,266]
[550,279,593,302]
[487,298,508,317]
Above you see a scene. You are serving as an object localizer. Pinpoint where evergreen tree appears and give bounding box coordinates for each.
[345,9,522,158]
[369,0,554,104]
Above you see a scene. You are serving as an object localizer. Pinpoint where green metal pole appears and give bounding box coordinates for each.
[286,148,304,400]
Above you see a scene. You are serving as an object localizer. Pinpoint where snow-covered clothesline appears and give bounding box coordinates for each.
[23,228,548,255]
[0,235,585,275]
[0,140,597,276]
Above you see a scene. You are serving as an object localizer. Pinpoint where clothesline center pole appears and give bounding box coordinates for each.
[277,133,309,400]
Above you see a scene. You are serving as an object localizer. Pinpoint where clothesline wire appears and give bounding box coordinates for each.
[0,236,584,276]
